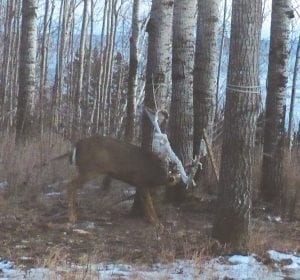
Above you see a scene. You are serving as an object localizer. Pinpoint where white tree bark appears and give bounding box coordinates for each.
[39,0,54,135]
[72,0,89,140]
[169,0,197,165]
[142,0,173,151]
[16,0,37,143]
[52,0,71,131]
[287,33,300,151]
[193,0,219,154]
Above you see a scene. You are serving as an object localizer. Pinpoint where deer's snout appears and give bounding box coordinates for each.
[168,173,181,186]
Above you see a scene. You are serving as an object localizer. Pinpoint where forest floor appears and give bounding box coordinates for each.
[0,175,300,279]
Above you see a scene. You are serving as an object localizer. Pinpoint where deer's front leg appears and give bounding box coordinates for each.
[68,178,79,223]
[141,187,163,229]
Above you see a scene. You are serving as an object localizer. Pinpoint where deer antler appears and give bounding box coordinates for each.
[145,107,200,189]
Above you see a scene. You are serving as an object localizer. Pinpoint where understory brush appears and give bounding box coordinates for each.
[0,133,71,208]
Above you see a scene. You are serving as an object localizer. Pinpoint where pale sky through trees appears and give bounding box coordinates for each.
[37,0,300,123]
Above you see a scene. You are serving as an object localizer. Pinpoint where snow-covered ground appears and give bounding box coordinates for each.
[1,250,300,279]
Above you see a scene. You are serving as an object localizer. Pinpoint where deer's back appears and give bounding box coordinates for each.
[74,136,168,188]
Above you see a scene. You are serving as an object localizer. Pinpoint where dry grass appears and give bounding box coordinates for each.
[38,246,70,269]
[0,133,71,207]
[248,223,270,256]
[284,148,300,220]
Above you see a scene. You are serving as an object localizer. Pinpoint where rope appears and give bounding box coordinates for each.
[227,84,261,89]
[226,84,261,94]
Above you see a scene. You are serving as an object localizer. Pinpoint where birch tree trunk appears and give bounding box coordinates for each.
[52,0,71,132]
[72,0,88,141]
[83,0,94,135]
[287,33,300,152]
[99,0,113,135]
[212,0,262,246]
[193,0,219,154]
[216,0,227,120]
[133,0,173,216]
[141,0,173,151]
[125,0,139,142]
[193,0,220,190]
[261,0,294,204]
[10,0,21,130]
[39,0,54,135]
[104,2,118,135]
[0,0,16,128]
[94,2,106,132]
[93,0,109,134]
[15,0,37,143]
[66,3,76,138]
[169,0,197,165]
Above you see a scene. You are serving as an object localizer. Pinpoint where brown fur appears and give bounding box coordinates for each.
[68,136,181,225]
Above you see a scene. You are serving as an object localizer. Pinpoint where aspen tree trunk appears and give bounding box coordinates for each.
[193,0,219,154]
[52,0,64,132]
[141,0,173,150]
[125,0,140,142]
[104,1,118,135]
[72,0,88,141]
[99,0,112,134]
[261,0,294,204]
[94,0,108,133]
[169,0,196,165]
[10,0,21,130]
[39,0,50,110]
[15,0,37,143]
[52,0,71,132]
[0,0,16,126]
[66,2,76,138]
[133,0,173,216]
[193,0,219,190]
[287,33,300,152]
[39,0,54,135]
[113,55,125,136]
[212,0,262,246]
[216,0,227,120]
[83,0,94,135]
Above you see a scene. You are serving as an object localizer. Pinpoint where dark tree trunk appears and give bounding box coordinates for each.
[212,0,262,246]
[125,0,139,142]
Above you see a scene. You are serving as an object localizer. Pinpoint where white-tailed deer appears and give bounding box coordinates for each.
[67,135,183,225]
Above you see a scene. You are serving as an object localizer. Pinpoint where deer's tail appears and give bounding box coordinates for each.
[70,147,77,165]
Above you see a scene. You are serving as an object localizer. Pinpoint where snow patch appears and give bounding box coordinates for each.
[201,255,283,280]
[268,250,300,269]
[1,251,300,279]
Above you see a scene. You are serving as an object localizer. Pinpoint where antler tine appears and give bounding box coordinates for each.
[186,155,202,190]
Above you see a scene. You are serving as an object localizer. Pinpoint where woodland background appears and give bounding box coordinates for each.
[0,0,299,261]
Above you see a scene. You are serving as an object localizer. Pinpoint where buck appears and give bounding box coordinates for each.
[67,135,183,225]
